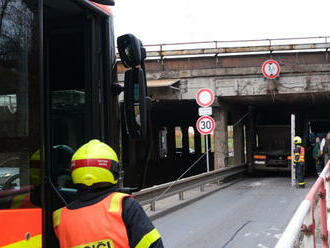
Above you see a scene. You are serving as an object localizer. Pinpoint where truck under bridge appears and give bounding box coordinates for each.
[118,37,330,187]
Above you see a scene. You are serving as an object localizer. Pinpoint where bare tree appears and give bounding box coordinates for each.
[0,0,11,34]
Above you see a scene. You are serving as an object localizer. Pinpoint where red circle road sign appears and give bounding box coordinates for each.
[196,116,215,135]
[196,88,215,107]
[262,59,280,79]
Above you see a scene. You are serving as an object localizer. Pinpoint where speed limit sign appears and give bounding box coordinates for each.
[196,116,215,135]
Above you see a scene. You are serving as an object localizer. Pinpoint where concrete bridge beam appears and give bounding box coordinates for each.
[135,63,330,102]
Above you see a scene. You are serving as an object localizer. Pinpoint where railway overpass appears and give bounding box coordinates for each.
[117,37,330,247]
[118,36,330,187]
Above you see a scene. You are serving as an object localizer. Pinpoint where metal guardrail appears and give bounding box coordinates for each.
[133,164,246,209]
[142,36,330,58]
[275,161,330,248]
[116,36,330,60]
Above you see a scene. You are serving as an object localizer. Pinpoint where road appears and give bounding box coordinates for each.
[153,176,315,248]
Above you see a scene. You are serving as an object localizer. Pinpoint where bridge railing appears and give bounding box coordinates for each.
[275,161,330,248]
[143,36,330,58]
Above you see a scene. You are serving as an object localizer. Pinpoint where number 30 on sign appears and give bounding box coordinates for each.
[196,116,215,135]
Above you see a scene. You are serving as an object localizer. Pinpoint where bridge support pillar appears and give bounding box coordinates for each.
[182,126,189,155]
[214,106,228,169]
[194,127,201,155]
[233,122,245,165]
[167,126,175,160]
[246,106,256,173]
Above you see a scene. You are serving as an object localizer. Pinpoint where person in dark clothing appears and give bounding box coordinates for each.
[313,136,323,175]
[294,136,305,188]
[53,139,163,248]
[323,132,330,167]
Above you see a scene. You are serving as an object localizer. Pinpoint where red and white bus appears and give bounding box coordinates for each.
[0,0,147,246]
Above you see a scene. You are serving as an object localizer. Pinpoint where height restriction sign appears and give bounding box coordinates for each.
[262,59,280,79]
[196,88,214,107]
[196,116,215,135]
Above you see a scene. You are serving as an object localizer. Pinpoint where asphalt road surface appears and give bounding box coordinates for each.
[153,176,315,248]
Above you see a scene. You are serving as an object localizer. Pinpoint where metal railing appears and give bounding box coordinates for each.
[275,161,330,248]
[142,36,330,59]
[133,164,246,211]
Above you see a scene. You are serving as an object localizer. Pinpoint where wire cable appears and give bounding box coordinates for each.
[144,147,211,211]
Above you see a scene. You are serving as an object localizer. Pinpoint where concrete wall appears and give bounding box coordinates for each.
[141,65,330,101]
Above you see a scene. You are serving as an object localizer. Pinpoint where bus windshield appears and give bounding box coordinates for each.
[0,0,41,209]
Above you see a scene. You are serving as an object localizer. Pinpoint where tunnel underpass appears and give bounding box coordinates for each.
[122,90,330,188]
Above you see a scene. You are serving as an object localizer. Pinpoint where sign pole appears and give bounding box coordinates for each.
[195,88,215,173]
[206,134,209,172]
[291,114,296,187]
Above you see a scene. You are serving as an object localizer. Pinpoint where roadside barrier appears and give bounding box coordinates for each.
[275,161,330,248]
[134,164,246,211]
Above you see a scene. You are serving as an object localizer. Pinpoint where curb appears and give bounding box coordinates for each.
[144,179,241,221]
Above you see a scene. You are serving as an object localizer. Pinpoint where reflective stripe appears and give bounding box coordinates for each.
[109,192,128,213]
[71,238,114,248]
[2,234,41,248]
[11,194,27,209]
[71,158,112,170]
[53,208,63,228]
[135,228,161,248]
[298,182,306,185]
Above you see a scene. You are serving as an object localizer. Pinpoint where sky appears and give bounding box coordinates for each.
[113,0,330,45]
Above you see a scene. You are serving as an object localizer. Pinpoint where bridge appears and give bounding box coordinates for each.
[117,36,330,247]
[118,36,330,184]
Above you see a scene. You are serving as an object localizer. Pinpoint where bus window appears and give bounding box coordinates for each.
[44,6,89,199]
[0,0,41,209]
[48,31,88,190]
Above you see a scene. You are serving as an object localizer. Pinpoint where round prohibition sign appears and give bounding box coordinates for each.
[196,88,214,107]
[262,59,280,79]
[196,116,215,135]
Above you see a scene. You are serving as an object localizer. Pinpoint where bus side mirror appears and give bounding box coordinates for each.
[117,34,148,140]
[117,34,146,68]
[124,68,147,140]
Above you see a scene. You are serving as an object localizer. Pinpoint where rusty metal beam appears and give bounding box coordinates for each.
[117,52,329,74]
[145,43,330,58]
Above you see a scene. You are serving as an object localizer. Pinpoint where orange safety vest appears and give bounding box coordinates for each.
[299,146,305,162]
[53,192,131,248]
[295,146,305,163]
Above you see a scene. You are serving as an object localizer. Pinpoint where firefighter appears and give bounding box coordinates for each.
[53,139,163,248]
[294,136,305,188]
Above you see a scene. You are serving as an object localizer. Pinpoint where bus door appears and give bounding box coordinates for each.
[43,0,116,246]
